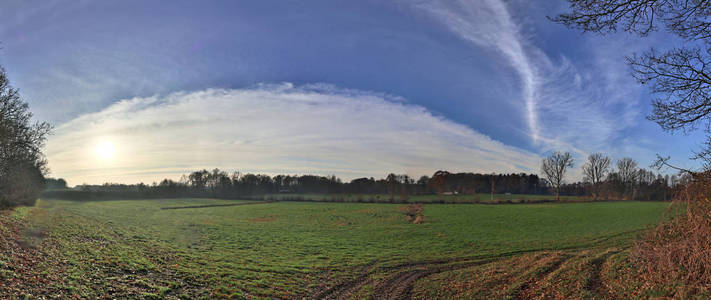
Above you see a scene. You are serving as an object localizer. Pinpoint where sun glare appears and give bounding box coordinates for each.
[96,141,116,161]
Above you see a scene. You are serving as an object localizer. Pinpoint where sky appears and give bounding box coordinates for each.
[0,0,705,185]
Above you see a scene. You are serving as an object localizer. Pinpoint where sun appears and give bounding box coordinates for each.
[96,141,116,160]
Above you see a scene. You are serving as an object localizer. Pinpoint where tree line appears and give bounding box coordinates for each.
[542,151,679,202]
[58,170,546,199]
[49,158,678,201]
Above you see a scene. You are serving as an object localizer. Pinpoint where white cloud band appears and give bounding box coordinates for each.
[46,84,540,185]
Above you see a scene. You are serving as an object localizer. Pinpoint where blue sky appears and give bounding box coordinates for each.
[0,0,704,184]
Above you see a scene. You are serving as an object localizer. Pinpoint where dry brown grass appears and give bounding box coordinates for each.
[633,171,711,296]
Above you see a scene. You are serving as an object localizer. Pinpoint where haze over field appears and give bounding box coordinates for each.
[0,0,702,185]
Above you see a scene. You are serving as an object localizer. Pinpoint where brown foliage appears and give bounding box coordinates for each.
[413,215,425,224]
[399,203,425,224]
[634,171,711,295]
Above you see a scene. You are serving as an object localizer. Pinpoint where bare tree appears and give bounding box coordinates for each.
[617,157,639,199]
[582,153,611,199]
[617,157,639,184]
[0,66,51,207]
[552,0,711,165]
[541,151,574,201]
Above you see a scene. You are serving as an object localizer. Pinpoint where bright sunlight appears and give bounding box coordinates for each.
[95,141,116,161]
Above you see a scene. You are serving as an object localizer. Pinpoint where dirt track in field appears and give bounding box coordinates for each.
[311,248,624,300]
[311,255,505,299]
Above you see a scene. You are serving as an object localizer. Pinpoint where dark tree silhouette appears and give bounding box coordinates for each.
[47,166,673,202]
[0,66,51,207]
[553,0,711,163]
[45,178,68,190]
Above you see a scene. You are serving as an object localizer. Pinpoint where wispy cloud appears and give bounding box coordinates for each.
[412,0,653,164]
[45,84,540,185]
[414,0,540,142]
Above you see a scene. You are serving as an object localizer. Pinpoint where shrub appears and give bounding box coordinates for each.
[634,171,711,295]
[399,203,425,224]
[413,215,426,224]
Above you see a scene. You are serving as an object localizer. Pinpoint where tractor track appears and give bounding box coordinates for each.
[586,249,625,298]
[513,254,571,299]
[373,259,498,300]
[312,257,498,300]
[311,246,633,300]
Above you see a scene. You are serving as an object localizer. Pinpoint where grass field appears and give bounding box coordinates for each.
[0,198,668,298]
[257,193,594,203]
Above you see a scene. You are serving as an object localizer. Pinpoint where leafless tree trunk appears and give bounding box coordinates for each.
[541,151,574,201]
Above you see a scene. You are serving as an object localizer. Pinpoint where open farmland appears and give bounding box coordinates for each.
[0,198,668,299]
[254,193,595,204]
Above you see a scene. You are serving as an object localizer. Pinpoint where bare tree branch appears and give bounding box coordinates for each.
[554,0,711,166]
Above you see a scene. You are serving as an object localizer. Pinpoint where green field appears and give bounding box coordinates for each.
[257,193,593,203]
[0,198,668,298]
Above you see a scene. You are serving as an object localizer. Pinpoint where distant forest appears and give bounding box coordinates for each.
[45,167,679,202]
